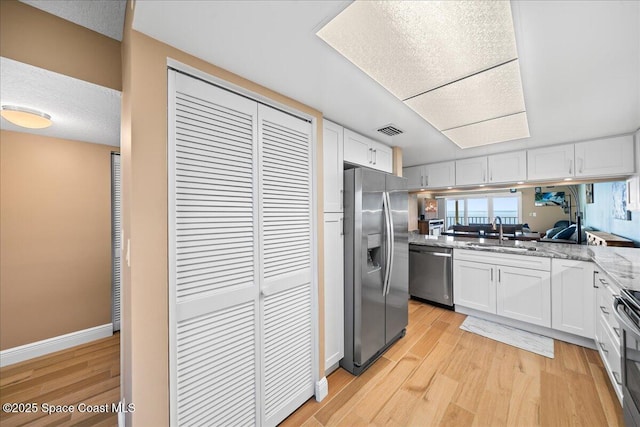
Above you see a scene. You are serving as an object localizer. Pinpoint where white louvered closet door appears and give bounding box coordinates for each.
[258,104,314,427]
[111,153,121,332]
[169,71,260,426]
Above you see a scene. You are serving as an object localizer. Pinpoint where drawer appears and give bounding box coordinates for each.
[596,315,623,401]
[454,249,551,271]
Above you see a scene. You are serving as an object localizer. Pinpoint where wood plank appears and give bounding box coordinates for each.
[280,368,354,427]
[439,402,475,427]
[588,362,624,427]
[314,357,393,425]
[344,353,421,423]
[407,373,459,426]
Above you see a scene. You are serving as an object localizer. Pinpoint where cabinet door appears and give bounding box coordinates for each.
[488,151,527,183]
[455,157,488,186]
[323,120,344,212]
[324,213,344,373]
[403,165,424,190]
[496,266,551,327]
[550,259,595,338]
[371,141,393,173]
[424,161,456,188]
[575,135,635,177]
[527,144,575,181]
[343,129,371,167]
[453,260,495,313]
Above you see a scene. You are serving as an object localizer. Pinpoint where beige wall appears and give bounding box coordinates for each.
[0,131,116,350]
[0,0,122,90]
[121,3,324,423]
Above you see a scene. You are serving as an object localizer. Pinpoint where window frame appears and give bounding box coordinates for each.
[442,191,523,227]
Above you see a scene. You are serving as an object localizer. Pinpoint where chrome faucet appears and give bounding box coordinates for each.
[492,216,504,243]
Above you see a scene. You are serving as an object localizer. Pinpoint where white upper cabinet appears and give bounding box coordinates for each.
[574,135,635,177]
[488,151,527,183]
[455,157,488,186]
[403,165,425,190]
[423,161,456,189]
[343,128,370,166]
[343,128,392,173]
[527,144,575,181]
[371,140,393,173]
[323,120,344,213]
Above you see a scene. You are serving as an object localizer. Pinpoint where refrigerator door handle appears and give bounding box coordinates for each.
[387,192,395,296]
[382,191,392,296]
[383,191,394,296]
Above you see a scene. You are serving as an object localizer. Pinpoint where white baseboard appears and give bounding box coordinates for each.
[0,323,113,368]
[315,376,328,402]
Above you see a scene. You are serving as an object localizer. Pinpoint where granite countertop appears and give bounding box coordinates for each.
[409,233,639,291]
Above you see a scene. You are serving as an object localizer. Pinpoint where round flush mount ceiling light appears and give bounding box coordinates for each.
[1,105,52,129]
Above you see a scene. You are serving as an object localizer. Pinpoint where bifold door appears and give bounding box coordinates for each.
[169,69,314,426]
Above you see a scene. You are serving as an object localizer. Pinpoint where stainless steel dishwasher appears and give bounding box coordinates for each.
[409,245,453,307]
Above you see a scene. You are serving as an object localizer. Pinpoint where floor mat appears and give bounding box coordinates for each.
[460,316,554,358]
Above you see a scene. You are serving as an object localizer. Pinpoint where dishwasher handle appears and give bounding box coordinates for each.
[409,248,452,258]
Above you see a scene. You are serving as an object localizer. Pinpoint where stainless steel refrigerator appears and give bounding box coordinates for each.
[341,168,409,375]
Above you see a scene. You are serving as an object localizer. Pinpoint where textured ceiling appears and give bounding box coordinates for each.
[132,0,639,166]
[0,57,121,147]
[20,0,126,41]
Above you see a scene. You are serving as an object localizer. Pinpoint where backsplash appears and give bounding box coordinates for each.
[583,181,640,246]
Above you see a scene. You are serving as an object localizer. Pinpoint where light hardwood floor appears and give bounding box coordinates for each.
[283,300,624,427]
[0,333,120,427]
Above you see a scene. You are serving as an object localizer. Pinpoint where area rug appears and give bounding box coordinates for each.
[460,316,554,358]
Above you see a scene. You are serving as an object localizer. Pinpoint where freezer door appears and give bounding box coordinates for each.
[385,175,409,343]
[353,169,387,366]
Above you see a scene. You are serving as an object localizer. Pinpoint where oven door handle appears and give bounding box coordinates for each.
[613,297,640,339]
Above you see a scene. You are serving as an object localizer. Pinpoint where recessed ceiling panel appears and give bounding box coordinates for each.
[405,60,526,131]
[317,0,518,100]
[443,112,530,148]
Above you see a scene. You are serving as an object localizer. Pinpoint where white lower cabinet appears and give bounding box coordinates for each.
[453,250,551,327]
[453,260,495,313]
[323,212,344,374]
[594,269,623,403]
[497,266,551,327]
[550,259,595,338]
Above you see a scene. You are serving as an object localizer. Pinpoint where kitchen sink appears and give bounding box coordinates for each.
[466,244,538,253]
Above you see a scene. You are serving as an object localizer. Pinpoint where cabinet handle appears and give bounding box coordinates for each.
[614,327,621,338]
[599,277,608,287]
[569,159,573,175]
[598,341,608,354]
[491,268,493,281]
[421,176,424,187]
[593,270,599,288]
[613,371,622,385]
[369,148,373,164]
[490,170,493,182]
[340,218,344,236]
[426,175,429,186]
[600,306,610,315]
[498,269,501,283]
[340,189,343,210]
[578,158,583,174]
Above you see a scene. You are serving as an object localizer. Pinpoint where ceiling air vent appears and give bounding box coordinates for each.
[377,124,403,136]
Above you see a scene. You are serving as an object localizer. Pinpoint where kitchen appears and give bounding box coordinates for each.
[0,1,638,426]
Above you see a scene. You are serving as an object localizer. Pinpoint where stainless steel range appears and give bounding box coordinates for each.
[614,289,640,427]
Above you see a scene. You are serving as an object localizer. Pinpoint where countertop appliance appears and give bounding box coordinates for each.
[409,245,453,307]
[428,219,445,236]
[342,168,408,376]
[614,290,640,427]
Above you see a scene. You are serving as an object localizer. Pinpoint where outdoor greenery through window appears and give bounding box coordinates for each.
[444,192,522,228]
